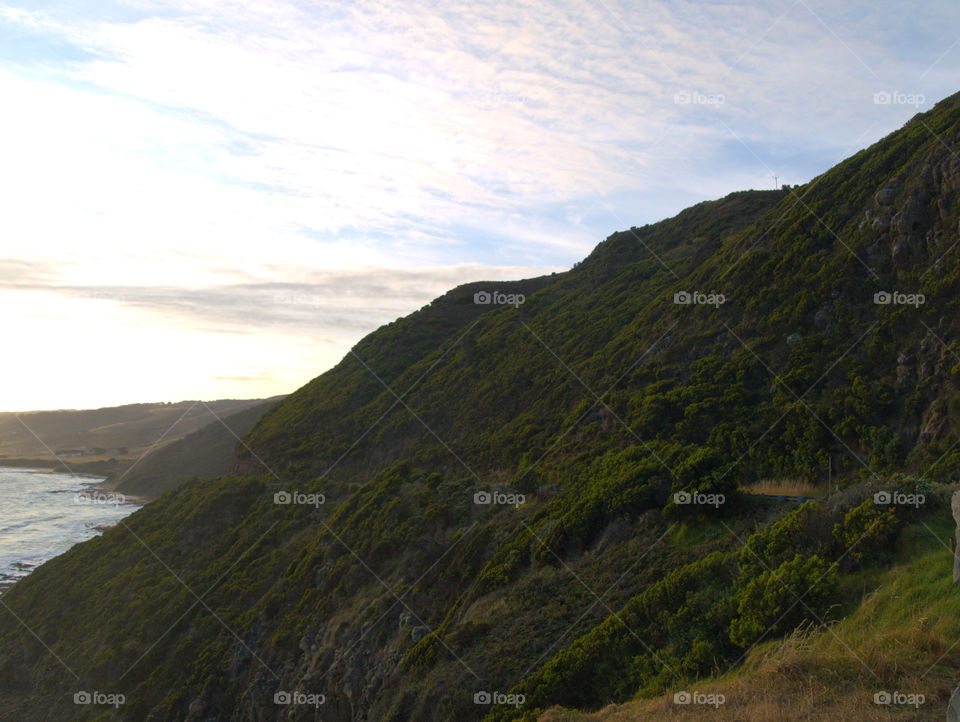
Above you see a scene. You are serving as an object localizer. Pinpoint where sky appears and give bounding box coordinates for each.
[1,0,959,411]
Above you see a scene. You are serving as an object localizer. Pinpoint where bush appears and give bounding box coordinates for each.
[730,553,839,648]
[831,499,902,569]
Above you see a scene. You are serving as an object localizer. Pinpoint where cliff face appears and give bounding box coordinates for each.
[2,92,960,722]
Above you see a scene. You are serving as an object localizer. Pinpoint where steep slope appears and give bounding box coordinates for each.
[2,91,960,722]
[101,399,283,501]
[241,188,784,483]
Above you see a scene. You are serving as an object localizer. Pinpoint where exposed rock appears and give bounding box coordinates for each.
[919,408,948,445]
[813,307,833,331]
[948,683,960,722]
[932,153,960,196]
[939,197,952,222]
[893,192,928,243]
[876,186,898,205]
[871,215,891,231]
[187,698,207,720]
[896,353,914,387]
[786,332,803,346]
[953,491,960,583]
[411,625,430,642]
[891,236,912,262]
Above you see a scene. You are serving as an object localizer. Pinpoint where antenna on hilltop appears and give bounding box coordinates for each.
[773,174,779,189]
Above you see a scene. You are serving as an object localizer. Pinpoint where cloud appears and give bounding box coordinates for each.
[211,373,276,382]
[1,260,561,336]
[2,0,960,409]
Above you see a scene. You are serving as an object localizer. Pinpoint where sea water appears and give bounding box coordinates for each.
[0,467,141,593]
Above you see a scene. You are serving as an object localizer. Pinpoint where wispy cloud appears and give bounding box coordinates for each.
[6,262,555,335]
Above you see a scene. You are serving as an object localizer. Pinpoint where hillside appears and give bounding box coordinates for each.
[2,90,960,722]
[102,399,282,501]
[0,399,274,464]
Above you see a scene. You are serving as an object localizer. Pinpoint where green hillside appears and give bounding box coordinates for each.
[3,90,960,721]
[102,399,282,501]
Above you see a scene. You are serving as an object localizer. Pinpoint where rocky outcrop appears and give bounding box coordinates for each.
[950,683,960,722]
[953,490,960,583]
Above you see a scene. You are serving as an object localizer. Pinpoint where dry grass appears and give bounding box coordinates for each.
[538,538,960,722]
[539,645,949,721]
[741,478,827,498]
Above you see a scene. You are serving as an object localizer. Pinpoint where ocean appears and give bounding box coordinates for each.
[0,467,141,593]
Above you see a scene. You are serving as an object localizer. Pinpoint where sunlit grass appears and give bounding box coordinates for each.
[540,512,960,721]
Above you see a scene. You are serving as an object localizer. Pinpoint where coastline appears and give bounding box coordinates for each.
[0,460,147,595]
[0,456,132,479]
[0,465,152,505]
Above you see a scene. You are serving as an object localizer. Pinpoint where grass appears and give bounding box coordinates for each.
[538,512,960,721]
[741,478,828,498]
[666,520,730,549]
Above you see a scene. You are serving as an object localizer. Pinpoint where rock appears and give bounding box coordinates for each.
[813,307,832,331]
[187,698,207,719]
[892,237,912,262]
[939,197,952,222]
[953,491,960,583]
[895,194,926,237]
[949,683,960,722]
[876,186,898,205]
[411,625,430,642]
[872,215,891,231]
[786,332,803,347]
[399,611,413,628]
[298,629,318,655]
